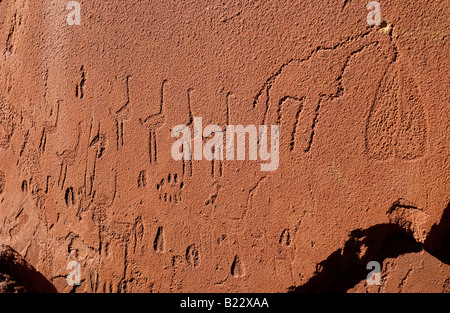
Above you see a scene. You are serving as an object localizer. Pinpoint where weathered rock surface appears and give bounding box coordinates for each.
[0,0,448,292]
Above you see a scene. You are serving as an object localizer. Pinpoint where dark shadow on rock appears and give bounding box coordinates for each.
[0,245,57,293]
[289,224,421,293]
[289,201,450,293]
[424,202,450,264]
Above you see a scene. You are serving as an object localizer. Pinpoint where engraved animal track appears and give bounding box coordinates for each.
[156,173,183,203]
[21,180,27,193]
[153,226,165,253]
[231,255,245,278]
[366,61,427,160]
[137,170,147,188]
[279,229,291,247]
[186,244,200,268]
[204,188,219,207]
[133,216,144,253]
[65,187,75,207]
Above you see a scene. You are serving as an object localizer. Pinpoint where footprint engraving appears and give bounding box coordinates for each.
[153,226,165,253]
[135,217,144,241]
[133,216,145,253]
[137,170,147,188]
[21,180,28,193]
[65,187,75,207]
[186,244,200,268]
[279,229,291,247]
[231,255,245,278]
[156,172,183,203]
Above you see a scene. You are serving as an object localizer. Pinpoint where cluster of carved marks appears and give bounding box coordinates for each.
[366,61,427,160]
[0,6,442,292]
[156,173,183,203]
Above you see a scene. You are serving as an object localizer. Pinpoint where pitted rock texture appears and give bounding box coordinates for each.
[0,0,448,292]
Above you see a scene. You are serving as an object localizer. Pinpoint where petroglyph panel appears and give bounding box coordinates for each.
[0,0,447,294]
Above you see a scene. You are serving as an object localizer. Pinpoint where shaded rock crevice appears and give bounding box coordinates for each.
[0,244,57,293]
[289,201,450,293]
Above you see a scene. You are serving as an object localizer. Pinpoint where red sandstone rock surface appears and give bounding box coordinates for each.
[0,0,448,293]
